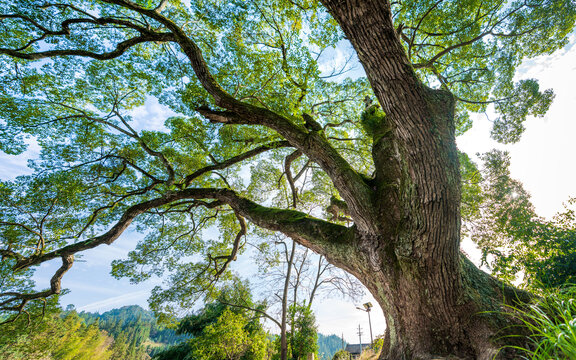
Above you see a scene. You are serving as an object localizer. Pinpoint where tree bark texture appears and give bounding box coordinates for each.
[312,0,527,358]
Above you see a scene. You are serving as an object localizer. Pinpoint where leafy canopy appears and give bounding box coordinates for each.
[0,0,574,317]
[462,150,576,289]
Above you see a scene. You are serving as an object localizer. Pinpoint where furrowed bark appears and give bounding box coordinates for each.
[318,0,521,358]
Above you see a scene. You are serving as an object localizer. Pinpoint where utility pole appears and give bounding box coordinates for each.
[356,302,374,345]
[341,333,345,350]
[367,306,374,345]
[357,324,363,353]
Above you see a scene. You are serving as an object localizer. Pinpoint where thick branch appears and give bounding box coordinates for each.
[183,140,292,187]
[0,255,73,315]
[196,108,377,231]
[0,32,174,61]
[12,188,352,272]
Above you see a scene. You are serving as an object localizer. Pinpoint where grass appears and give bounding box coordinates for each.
[358,348,379,360]
[498,286,576,359]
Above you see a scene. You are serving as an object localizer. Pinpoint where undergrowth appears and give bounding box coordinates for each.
[498,286,576,359]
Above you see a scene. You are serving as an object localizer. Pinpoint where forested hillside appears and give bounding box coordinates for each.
[0,304,187,360]
[318,334,346,360]
[80,305,189,359]
[0,307,112,360]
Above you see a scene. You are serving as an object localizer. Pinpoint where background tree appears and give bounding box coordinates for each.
[255,235,362,360]
[331,350,350,360]
[192,308,266,360]
[0,0,575,358]
[0,305,112,360]
[154,279,270,360]
[288,304,318,360]
[462,150,576,289]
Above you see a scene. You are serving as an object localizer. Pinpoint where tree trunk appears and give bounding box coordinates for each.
[0,2,538,358]
[280,240,297,360]
[315,0,530,358]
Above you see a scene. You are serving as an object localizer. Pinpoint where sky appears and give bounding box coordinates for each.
[1,34,575,344]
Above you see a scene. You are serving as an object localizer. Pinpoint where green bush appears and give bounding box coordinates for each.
[331,349,350,360]
[500,286,576,359]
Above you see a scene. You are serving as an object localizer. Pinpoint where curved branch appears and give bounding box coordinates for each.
[11,187,352,274]
[0,32,174,61]
[284,150,303,208]
[210,212,247,277]
[183,140,292,187]
[0,255,73,316]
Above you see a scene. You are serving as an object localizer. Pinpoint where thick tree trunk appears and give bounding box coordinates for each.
[314,0,530,358]
[327,232,530,360]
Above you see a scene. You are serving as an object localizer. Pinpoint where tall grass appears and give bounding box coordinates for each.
[357,348,378,360]
[500,286,576,359]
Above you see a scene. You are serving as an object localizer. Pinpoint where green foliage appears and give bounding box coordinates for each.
[463,150,576,289]
[192,308,268,360]
[491,79,555,144]
[371,336,384,356]
[168,308,269,360]
[152,342,190,360]
[331,349,350,360]
[0,308,112,360]
[498,286,576,359]
[359,104,386,140]
[393,0,575,140]
[459,151,483,224]
[154,279,269,360]
[288,304,318,360]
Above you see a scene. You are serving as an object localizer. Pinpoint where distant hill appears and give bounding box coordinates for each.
[88,305,155,324]
[80,305,345,360]
[79,305,189,359]
[318,333,347,360]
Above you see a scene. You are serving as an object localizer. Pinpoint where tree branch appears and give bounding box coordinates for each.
[2,0,377,231]
[183,140,292,187]
[284,150,303,208]
[11,187,352,275]
[0,32,174,61]
[0,255,73,316]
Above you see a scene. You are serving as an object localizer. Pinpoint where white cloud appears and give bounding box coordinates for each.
[130,96,176,133]
[77,290,150,313]
[458,36,576,220]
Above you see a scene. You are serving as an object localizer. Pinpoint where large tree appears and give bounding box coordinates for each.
[0,0,574,359]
